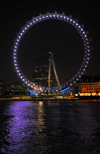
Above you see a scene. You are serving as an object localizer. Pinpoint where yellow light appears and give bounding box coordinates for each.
[38,101,43,106]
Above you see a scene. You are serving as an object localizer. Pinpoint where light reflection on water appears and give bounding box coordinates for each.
[0,101,100,154]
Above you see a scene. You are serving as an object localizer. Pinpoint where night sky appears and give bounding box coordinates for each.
[0,1,100,85]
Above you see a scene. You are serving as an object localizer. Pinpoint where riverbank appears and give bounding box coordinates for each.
[0,95,100,101]
[0,95,77,101]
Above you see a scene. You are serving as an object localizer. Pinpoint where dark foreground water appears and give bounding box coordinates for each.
[0,101,100,154]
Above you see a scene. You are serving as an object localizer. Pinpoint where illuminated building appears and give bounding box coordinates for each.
[32,57,56,87]
[11,82,28,95]
[0,82,28,96]
[77,82,100,96]
[74,75,100,96]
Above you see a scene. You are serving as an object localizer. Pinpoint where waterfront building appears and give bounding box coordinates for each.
[11,82,28,95]
[74,75,100,96]
[78,82,100,96]
[76,82,100,96]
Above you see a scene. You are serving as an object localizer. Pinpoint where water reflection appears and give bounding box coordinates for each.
[0,101,100,153]
[38,101,45,132]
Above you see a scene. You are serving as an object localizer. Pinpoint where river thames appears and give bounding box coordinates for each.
[0,100,100,154]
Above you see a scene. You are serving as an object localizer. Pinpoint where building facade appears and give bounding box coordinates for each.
[11,82,28,95]
[77,82,100,96]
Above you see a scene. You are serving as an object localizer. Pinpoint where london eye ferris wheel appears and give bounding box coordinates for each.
[13,11,91,93]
